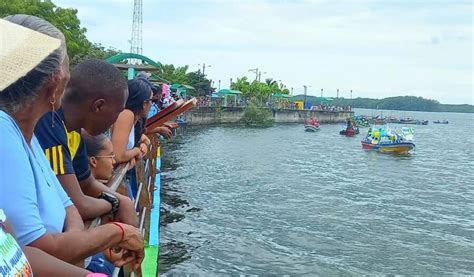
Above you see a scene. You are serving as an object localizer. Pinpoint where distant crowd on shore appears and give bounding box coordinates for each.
[194,95,351,112]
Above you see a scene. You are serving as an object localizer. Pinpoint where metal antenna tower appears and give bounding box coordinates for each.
[130,0,143,63]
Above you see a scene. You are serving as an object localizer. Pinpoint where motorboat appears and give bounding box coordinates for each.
[305,117,320,132]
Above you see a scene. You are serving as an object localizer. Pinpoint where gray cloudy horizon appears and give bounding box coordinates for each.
[55,0,473,105]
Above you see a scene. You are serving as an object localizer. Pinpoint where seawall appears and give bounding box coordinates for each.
[184,107,353,125]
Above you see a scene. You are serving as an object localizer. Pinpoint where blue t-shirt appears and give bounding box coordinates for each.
[34,109,91,181]
[0,111,72,246]
[147,103,158,118]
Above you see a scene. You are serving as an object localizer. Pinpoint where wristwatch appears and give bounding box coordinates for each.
[98,192,120,215]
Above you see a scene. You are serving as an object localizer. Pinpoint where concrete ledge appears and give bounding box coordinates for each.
[184,107,353,125]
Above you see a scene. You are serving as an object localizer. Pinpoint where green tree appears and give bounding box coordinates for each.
[159,64,189,84]
[1,0,92,63]
[186,71,213,96]
[231,76,288,105]
[231,77,251,95]
[242,102,273,127]
[73,43,122,64]
[157,64,213,96]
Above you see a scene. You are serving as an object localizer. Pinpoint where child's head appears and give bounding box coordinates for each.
[83,133,115,181]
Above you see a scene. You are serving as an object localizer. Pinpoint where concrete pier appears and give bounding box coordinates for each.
[184,107,353,125]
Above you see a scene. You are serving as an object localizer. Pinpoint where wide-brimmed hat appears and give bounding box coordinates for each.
[0,18,61,91]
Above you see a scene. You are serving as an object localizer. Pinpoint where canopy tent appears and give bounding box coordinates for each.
[271,93,291,99]
[217,89,243,95]
[316,97,334,105]
[216,89,242,107]
[169,83,195,98]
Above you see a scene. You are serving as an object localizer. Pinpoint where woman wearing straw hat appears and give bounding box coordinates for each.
[0,15,143,273]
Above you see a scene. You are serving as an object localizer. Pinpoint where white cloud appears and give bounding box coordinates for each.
[54,0,473,104]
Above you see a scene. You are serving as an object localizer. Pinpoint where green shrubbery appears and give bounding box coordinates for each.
[241,103,273,127]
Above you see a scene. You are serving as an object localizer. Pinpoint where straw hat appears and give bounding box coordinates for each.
[0,18,61,91]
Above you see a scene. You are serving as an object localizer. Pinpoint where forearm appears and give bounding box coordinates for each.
[24,246,90,277]
[64,206,85,232]
[29,224,122,265]
[74,196,112,221]
[145,126,163,135]
[58,174,112,221]
[116,147,141,163]
[80,176,138,227]
[80,175,123,198]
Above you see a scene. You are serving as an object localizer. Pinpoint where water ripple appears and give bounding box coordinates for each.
[160,110,474,275]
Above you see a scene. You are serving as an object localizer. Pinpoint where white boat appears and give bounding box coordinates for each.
[305,124,320,132]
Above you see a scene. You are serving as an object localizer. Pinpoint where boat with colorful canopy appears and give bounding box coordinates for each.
[361,126,415,154]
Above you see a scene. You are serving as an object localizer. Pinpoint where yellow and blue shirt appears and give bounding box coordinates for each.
[34,109,91,181]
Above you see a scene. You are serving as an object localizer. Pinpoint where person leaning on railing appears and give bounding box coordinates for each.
[110,78,153,202]
[33,58,138,227]
[111,78,153,167]
[0,15,143,273]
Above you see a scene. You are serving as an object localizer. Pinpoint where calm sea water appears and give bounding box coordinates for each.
[159,109,474,275]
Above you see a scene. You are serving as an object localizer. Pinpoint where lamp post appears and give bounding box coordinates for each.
[350,89,353,99]
[337,89,339,99]
[248,68,259,81]
[320,88,323,97]
[218,80,221,91]
[198,63,211,75]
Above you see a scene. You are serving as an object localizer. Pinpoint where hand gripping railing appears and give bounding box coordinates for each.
[88,162,130,229]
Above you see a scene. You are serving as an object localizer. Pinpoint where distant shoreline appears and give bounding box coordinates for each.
[353,107,474,115]
[290,95,474,114]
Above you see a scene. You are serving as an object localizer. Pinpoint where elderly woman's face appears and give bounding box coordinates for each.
[54,55,70,110]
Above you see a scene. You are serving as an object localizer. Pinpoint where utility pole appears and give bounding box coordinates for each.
[248,68,259,81]
[303,85,308,106]
[321,88,323,97]
[218,80,221,91]
[257,71,267,82]
[337,89,339,99]
[291,87,294,95]
[350,89,353,99]
[198,63,211,75]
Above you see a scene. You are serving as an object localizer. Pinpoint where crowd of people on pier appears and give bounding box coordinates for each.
[194,95,352,111]
[0,15,173,276]
[310,104,352,112]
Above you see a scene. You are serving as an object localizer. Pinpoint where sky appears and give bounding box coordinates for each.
[54,0,473,104]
